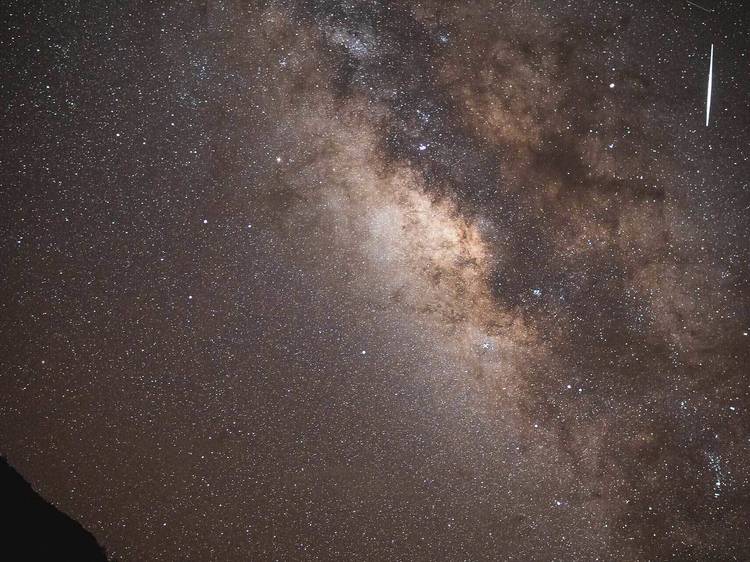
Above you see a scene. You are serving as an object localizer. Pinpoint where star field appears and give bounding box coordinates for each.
[1,1,749,560]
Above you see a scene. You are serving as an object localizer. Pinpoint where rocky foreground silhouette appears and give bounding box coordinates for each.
[1,456,108,561]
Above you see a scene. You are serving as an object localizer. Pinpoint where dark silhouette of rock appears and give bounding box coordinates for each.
[0,456,108,561]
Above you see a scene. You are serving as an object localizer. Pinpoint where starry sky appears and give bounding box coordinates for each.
[1,0,749,560]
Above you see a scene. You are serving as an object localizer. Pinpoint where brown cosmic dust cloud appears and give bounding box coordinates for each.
[1,1,749,560]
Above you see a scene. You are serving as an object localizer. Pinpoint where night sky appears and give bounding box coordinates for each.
[2,1,749,560]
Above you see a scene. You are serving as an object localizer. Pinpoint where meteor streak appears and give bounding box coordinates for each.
[706,43,713,127]
[686,0,714,13]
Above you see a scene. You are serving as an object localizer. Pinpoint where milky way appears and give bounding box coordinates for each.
[2,1,749,560]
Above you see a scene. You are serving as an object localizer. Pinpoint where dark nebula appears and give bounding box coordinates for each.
[1,1,749,560]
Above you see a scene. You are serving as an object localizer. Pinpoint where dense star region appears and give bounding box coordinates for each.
[1,1,749,560]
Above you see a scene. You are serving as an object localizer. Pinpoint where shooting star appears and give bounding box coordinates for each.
[706,43,713,127]
[686,0,714,13]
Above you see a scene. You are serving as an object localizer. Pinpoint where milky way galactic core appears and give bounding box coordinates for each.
[1,1,749,560]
